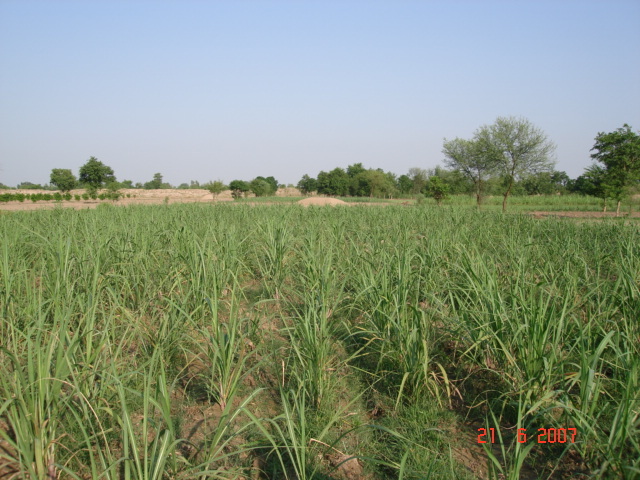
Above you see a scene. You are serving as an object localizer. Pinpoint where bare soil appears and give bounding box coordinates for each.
[297,197,349,207]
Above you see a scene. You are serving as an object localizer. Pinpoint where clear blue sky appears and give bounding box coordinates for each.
[1,0,639,187]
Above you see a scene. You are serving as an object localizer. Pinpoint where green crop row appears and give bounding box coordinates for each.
[0,191,127,203]
[0,204,637,479]
[0,192,71,202]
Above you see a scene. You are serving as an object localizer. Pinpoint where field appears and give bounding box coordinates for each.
[0,202,638,479]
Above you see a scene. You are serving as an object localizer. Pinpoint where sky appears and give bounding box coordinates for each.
[1,0,639,188]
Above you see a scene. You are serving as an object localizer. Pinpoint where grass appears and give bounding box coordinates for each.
[0,202,638,479]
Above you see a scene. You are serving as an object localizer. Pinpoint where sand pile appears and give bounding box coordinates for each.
[297,197,348,207]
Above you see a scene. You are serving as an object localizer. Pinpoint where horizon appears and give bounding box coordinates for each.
[1,0,639,187]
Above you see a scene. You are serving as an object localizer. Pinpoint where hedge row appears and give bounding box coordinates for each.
[0,192,124,203]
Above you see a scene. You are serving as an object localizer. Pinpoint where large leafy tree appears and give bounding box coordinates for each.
[265,176,279,193]
[79,157,116,193]
[228,180,250,199]
[346,163,366,178]
[297,174,318,195]
[249,176,277,197]
[479,117,556,211]
[316,168,349,196]
[590,124,640,215]
[250,177,272,197]
[50,169,77,193]
[350,169,397,198]
[407,167,429,194]
[396,174,413,194]
[442,137,496,206]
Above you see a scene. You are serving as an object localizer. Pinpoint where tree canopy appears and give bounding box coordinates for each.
[481,117,555,211]
[229,180,251,199]
[249,176,278,197]
[79,157,116,192]
[50,169,77,193]
[317,168,350,196]
[590,124,640,214]
[297,174,318,195]
[204,180,227,197]
[443,137,494,206]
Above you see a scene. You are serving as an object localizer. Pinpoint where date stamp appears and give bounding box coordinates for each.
[477,427,577,444]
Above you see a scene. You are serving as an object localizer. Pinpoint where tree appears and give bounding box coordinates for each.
[350,169,397,198]
[590,124,640,215]
[297,174,318,195]
[442,137,496,206]
[350,171,371,197]
[228,180,250,199]
[249,176,277,197]
[520,170,569,195]
[571,165,611,210]
[144,172,164,189]
[317,168,350,196]
[50,169,77,192]
[249,177,272,197]
[79,157,116,194]
[425,176,450,206]
[372,170,397,198]
[479,117,555,211]
[431,166,472,195]
[397,174,414,195]
[264,176,279,194]
[407,168,429,194]
[347,163,369,196]
[204,180,227,199]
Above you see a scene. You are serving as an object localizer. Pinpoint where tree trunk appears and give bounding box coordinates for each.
[502,184,512,212]
[603,198,607,212]
[502,174,514,212]
[616,200,621,217]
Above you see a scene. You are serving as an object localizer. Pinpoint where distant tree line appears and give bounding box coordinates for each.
[298,118,639,212]
[297,163,572,199]
[5,119,638,212]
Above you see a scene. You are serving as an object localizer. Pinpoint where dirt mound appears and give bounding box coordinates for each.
[297,197,348,207]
